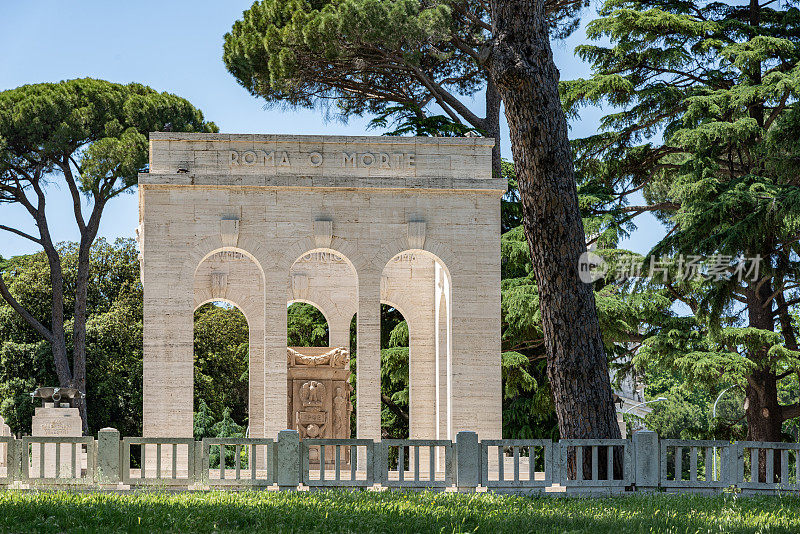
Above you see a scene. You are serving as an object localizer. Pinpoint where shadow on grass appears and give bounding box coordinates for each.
[0,491,799,533]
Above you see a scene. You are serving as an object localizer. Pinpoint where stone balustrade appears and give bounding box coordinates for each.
[0,429,795,495]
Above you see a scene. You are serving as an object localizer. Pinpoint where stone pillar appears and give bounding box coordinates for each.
[97,428,121,485]
[265,271,289,439]
[448,238,502,441]
[408,313,437,472]
[633,430,659,491]
[617,412,627,439]
[328,316,352,352]
[276,429,300,490]
[435,264,451,471]
[142,287,193,475]
[408,285,436,442]
[455,431,479,492]
[356,271,381,446]
[143,290,194,439]
[435,272,450,443]
[248,320,266,439]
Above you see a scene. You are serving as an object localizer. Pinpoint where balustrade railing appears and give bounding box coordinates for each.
[20,436,94,485]
[557,439,632,491]
[2,430,799,494]
[736,441,800,493]
[480,439,554,491]
[379,439,453,489]
[0,436,15,485]
[660,440,733,492]
[122,437,195,486]
[301,438,373,487]
[201,438,274,487]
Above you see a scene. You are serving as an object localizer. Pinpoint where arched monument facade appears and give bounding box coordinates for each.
[138,133,504,442]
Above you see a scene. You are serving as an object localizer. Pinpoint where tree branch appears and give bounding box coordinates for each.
[0,270,54,343]
[0,225,41,244]
[381,393,409,422]
[60,157,86,233]
[781,403,800,421]
[408,65,485,128]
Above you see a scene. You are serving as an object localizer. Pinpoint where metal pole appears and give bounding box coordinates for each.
[623,397,667,432]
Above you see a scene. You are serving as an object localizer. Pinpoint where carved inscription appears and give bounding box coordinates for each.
[229,150,415,169]
[209,251,247,261]
[394,253,417,263]
[298,251,345,264]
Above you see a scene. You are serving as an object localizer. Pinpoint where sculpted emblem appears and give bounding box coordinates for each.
[300,380,326,410]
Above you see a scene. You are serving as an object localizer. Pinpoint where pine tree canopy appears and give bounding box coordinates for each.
[565,0,800,440]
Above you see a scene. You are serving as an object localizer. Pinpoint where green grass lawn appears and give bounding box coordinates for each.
[0,490,798,533]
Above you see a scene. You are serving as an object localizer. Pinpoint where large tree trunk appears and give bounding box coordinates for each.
[72,237,91,434]
[486,0,620,440]
[70,202,104,434]
[744,279,784,482]
[484,77,502,178]
[33,200,74,391]
[745,280,783,442]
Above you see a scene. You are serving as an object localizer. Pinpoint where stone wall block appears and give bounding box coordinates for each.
[313,219,333,249]
[220,217,239,247]
[407,220,426,250]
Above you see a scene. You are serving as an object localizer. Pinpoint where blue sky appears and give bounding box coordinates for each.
[1,0,662,258]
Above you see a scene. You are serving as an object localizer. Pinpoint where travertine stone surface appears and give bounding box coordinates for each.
[140,133,503,442]
[30,404,85,478]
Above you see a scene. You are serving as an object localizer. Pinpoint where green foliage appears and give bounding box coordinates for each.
[193,303,249,429]
[0,79,216,432]
[0,239,143,436]
[194,401,247,469]
[380,308,409,439]
[369,104,479,137]
[565,0,800,439]
[380,346,409,439]
[0,78,216,198]
[223,1,472,121]
[194,400,216,442]
[287,302,329,346]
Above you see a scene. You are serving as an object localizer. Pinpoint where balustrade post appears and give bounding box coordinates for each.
[96,428,121,485]
[276,430,300,490]
[7,438,20,483]
[633,430,660,492]
[455,431,479,492]
[193,441,205,485]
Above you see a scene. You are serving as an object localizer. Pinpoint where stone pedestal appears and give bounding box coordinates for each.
[287,347,352,466]
[30,403,85,478]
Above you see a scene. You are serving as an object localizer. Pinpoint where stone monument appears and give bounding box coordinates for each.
[139,133,504,445]
[29,387,85,478]
[287,347,352,465]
